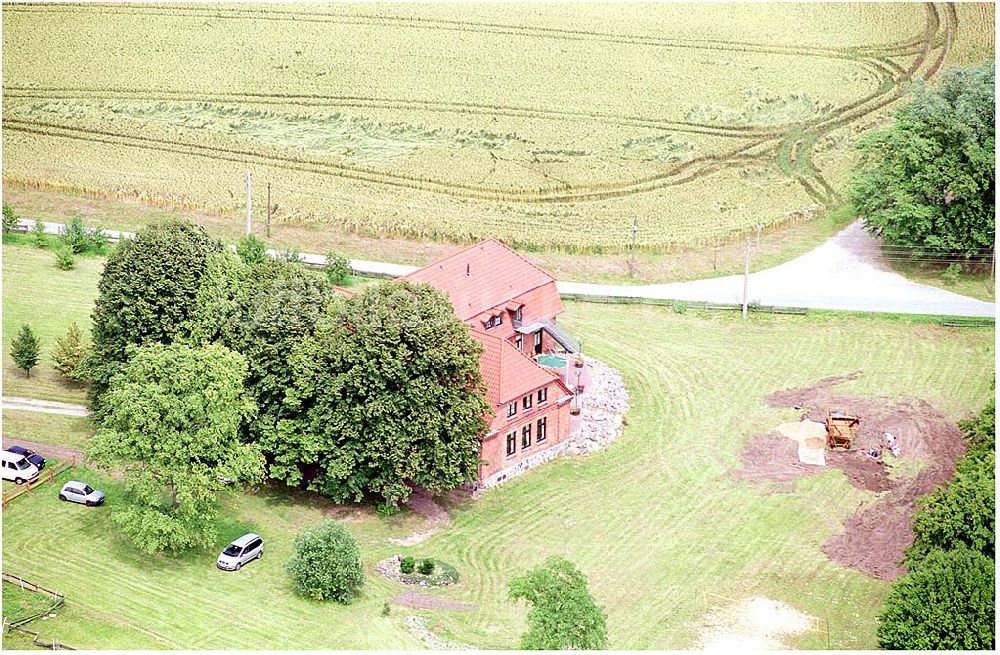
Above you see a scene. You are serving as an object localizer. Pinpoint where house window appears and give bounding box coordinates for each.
[507,402,517,417]
[522,394,533,411]
[515,307,523,323]
[485,316,495,330]
[522,424,532,449]
[515,335,523,350]
[496,313,503,326]
[506,432,517,457]
[538,387,547,403]
[534,330,543,354]
[537,417,547,443]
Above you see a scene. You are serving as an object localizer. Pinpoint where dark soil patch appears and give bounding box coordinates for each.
[737,372,968,581]
[732,434,824,490]
[392,591,474,611]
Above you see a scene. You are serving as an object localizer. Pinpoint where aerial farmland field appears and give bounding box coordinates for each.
[2,3,994,253]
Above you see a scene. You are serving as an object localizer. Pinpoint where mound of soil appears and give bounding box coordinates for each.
[736,372,967,580]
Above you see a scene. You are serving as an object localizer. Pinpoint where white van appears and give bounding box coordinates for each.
[1,450,40,484]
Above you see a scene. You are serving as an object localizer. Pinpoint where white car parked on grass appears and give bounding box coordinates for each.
[217,533,264,571]
[58,481,105,506]
[1,450,40,485]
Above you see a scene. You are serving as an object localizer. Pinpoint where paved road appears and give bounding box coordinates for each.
[3,396,91,417]
[21,219,994,317]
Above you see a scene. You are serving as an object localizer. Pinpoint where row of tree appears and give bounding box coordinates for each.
[74,220,491,552]
[877,401,995,649]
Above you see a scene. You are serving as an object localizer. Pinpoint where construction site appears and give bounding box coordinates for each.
[734,371,968,580]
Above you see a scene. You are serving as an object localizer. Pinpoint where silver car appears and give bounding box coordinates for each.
[217,533,263,571]
[59,480,105,506]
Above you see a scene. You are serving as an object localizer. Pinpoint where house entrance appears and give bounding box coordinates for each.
[534,330,542,354]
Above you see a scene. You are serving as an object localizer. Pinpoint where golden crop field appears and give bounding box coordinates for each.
[1,2,994,252]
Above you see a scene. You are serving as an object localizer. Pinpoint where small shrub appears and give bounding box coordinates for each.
[286,521,364,604]
[418,558,435,575]
[941,262,963,285]
[671,301,687,314]
[400,556,416,574]
[55,249,75,270]
[376,501,403,518]
[31,221,47,248]
[279,248,301,263]
[236,234,268,266]
[324,251,352,285]
[2,203,18,233]
[61,216,107,254]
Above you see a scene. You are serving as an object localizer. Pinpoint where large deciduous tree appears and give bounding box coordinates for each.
[83,219,220,411]
[266,280,490,506]
[850,60,994,259]
[508,556,609,650]
[86,343,265,554]
[877,547,995,650]
[186,253,333,437]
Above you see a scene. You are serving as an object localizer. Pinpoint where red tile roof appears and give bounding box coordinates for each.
[402,239,555,321]
[468,327,569,407]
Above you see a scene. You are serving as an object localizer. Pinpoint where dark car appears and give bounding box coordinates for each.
[5,446,45,470]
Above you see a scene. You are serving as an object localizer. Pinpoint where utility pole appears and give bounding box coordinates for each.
[742,238,750,319]
[266,182,272,239]
[244,170,253,235]
[629,216,638,278]
[755,222,762,250]
[713,245,719,271]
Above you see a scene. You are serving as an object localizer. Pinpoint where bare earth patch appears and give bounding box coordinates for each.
[392,592,474,612]
[696,596,815,651]
[389,487,451,546]
[735,372,967,580]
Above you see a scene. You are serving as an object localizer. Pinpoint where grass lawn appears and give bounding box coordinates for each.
[2,236,104,404]
[1,299,993,648]
[2,410,94,451]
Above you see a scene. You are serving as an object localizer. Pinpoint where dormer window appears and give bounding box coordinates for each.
[514,307,523,323]
[496,313,503,326]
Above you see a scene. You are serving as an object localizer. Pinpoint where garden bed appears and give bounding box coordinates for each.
[376,555,458,588]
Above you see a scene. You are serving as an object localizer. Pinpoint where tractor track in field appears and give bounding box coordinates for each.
[2,3,956,232]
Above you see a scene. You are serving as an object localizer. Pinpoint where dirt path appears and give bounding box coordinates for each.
[3,396,91,417]
[389,487,452,546]
[392,592,474,612]
[1,437,86,464]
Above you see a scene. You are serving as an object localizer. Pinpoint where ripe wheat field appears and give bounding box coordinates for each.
[2,3,994,252]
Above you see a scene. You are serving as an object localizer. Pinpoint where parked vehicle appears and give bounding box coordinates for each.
[217,533,264,571]
[58,481,105,506]
[1,450,40,484]
[5,445,45,470]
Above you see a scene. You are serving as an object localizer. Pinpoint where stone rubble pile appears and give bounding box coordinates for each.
[565,355,630,456]
[403,615,469,650]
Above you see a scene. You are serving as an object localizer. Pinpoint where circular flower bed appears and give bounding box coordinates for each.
[376,555,459,588]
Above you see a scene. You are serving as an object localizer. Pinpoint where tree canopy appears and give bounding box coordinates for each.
[86,343,264,553]
[187,253,333,437]
[877,547,995,650]
[850,60,994,259]
[285,521,364,604]
[265,280,490,506]
[84,219,220,410]
[508,556,609,649]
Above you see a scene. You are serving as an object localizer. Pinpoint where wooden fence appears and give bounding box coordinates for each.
[1,572,74,650]
[2,459,74,509]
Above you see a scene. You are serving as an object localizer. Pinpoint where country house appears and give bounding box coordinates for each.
[403,239,580,488]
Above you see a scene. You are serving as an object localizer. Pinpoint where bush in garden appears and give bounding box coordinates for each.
[418,558,435,575]
[400,556,416,574]
[286,521,364,604]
